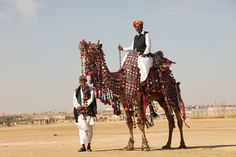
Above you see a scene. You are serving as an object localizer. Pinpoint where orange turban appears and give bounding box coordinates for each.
[133,20,143,27]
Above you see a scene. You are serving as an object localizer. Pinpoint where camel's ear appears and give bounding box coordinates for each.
[97,44,103,50]
[97,40,103,50]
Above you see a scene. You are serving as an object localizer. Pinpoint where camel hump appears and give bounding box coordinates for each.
[152,51,175,70]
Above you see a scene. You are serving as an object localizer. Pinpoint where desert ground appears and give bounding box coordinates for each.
[0,118,236,157]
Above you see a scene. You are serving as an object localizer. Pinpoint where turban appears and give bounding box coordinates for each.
[133,20,143,27]
[79,75,87,83]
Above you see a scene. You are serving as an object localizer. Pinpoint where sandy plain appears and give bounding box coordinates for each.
[0,118,236,157]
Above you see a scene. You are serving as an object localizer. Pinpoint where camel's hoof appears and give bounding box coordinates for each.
[178,144,187,149]
[162,145,171,149]
[124,146,134,151]
[124,138,134,151]
[141,147,150,151]
[141,139,150,151]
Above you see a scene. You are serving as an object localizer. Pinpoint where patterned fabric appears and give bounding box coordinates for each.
[145,67,161,93]
[160,73,179,108]
[121,51,140,95]
[152,51,164,67]
[143,51,180,111]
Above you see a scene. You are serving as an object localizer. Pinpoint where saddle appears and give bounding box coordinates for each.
[121,50,176,104]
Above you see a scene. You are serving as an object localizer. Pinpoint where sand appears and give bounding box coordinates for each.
[1,118,236,157]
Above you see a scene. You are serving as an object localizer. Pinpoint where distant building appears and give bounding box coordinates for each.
[190,105,236,118]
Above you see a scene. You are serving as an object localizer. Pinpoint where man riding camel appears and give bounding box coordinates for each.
[118,20,158,118]
[118,20,153,83]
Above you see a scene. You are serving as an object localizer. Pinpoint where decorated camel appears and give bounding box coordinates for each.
[79,39,187,151]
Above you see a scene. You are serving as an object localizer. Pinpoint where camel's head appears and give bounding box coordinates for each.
[78,39,103,76]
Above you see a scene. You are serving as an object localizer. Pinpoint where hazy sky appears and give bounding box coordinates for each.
[0,0,235,114]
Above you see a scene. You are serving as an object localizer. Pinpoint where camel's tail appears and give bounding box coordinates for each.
[180,97,190,128]
[177,83,190,128]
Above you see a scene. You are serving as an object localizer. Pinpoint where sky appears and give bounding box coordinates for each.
[0,0,235,114]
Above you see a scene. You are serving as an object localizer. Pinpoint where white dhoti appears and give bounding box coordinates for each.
[76,114,94,145]
[122,54,153,82]
[137,56,153,82]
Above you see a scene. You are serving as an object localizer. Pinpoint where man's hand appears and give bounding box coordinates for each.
[118,45,123,51]
[141,54,147,57]
[137,52,146,57]
[77,106,85,112]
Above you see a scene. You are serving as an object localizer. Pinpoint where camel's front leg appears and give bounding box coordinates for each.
[136,117,150,151]
[135,100,150,151]
[124,110,135,150]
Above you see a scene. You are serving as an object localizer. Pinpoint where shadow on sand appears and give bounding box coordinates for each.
[94,144,236,152]
[151,144,236,151]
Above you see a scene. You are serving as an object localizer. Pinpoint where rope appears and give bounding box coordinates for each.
[78,42,84,75]
[119,43,121,68]
[80,51,84,75]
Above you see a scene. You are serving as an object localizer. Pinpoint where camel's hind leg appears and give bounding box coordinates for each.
[136,117,150,151]
[173,107,187,149]
[159,100,175,149]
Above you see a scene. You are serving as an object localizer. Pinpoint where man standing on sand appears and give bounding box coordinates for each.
[73,75,97,152]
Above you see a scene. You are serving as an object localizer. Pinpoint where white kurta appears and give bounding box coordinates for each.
[73,86,95,145]
[77,115,93,144]
[122,31,153,82]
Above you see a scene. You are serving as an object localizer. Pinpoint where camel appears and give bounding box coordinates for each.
[78,39,187,151]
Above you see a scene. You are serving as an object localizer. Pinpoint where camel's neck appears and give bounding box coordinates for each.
[97,50,110,83]
[89,49,122,109]
[89,49,111,93]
